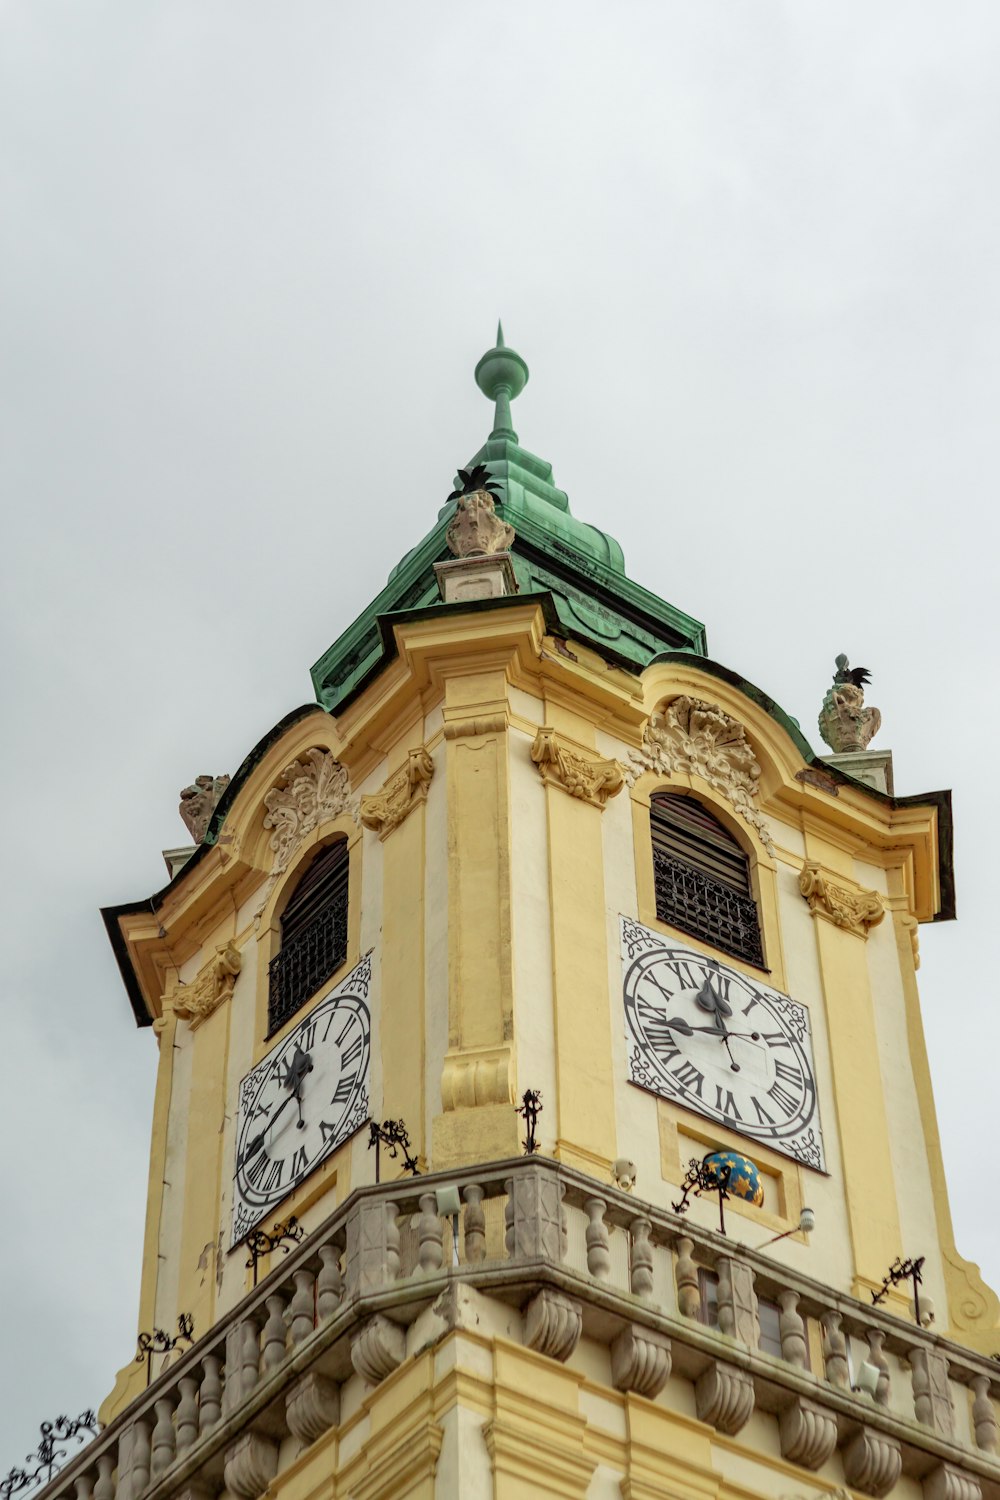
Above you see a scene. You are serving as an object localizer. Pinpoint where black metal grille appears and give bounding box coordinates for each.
[268,844,349,1035]
[653,849,764,968]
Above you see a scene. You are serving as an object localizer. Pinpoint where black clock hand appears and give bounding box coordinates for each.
[240,1081,305,1164]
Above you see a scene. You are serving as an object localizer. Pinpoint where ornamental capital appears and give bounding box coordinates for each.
[359,747,434,839]
[798,860,884,937]
[530,728,625,809]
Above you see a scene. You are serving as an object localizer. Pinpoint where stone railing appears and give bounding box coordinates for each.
[32,1158,1000,1500]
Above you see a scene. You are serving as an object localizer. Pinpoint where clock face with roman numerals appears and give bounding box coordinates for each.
[231,954,372,1245]
[621,919,825,1172]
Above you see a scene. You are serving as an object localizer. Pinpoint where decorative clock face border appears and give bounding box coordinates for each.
[231,952,373,1246]
[620,917,825,1172]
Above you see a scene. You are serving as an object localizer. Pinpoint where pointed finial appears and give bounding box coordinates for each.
[475,325,528,442]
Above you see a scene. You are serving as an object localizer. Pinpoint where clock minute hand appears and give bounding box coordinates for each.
[240,1085,302,1164]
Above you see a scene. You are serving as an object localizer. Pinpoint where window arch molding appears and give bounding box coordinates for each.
[628,771,784,989]
[252,815,363,1055]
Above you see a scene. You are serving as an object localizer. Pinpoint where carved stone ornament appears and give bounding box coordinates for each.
[628,696,774,854]
[818,656,881,753]
[172,941,242,1028]
[179,774,230,844]
[530,728,626,809]
[778,1397,838,1470]
[223,1433,278,1500]
[611,1324,672,1399]
[263,748,356,876]
[522,1288,583,1363]
[694,1360,755,1435]
[445,489,515,558]
[799,861,884,937]
[285,1372,340,1446]
[350,1314,406,1385]
[359,748,434,839]
[841,1428,903,1498]
[923,1465,983,1500]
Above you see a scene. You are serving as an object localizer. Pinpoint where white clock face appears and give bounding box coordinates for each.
[232,954,372,1244]
[621,918,825,1171]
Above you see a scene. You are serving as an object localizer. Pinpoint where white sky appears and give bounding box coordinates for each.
[3,0,999,1462]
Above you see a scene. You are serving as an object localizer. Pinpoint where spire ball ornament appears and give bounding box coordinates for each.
[818,654,881,753]
[475,321,529,441]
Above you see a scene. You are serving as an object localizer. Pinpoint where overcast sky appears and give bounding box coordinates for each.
[3,0,999,1464]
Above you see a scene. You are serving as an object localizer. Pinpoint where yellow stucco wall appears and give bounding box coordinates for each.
[102,604,999,1421]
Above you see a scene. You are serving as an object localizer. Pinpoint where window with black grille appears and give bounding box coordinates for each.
[267,838,349,1036]
[650,793,764,968]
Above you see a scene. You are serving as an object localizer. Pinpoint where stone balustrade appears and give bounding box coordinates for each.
[32,1157,1000,1500]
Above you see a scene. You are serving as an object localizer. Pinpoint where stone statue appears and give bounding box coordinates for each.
[818,656,881,753]
[445,465,515,558]
[179,773,230,845]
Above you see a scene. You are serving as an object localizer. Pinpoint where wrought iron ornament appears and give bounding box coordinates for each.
[672,1156,733,1236]
[367,1118,420,1183]
[515,1089,542,1154]
[1,1412,99,1500]
[872,1255,926,1324]
[135,1313,194,1387]
[653,849,764,969]
[267,880,348,1037]
[245,1216,305,1287]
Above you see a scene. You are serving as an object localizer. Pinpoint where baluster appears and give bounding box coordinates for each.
[289,1268,316,1344]
[584,1198,611,1280]
[503,1186,515,1258]
[317,1244,343,1318]
[175,1374,199,1454]
[462,1185,486,1263]
[261,1294,287,1373]
[675,1236,700,1319]
[74,1475,93,1500]
[971,1375,999,1455]
[910,1345,954,1435]
[629,1216,654,1297]
[822,1311,850,1389]
[777,1289,807,1369]
[865,1327,891,1407]
[93,1455,115,1500]
[417,1194,445,1273]
[199,1354,222,1433]
[128,1419,151,1497]
[151,1396,176,1477]
[386,1202,401,1280]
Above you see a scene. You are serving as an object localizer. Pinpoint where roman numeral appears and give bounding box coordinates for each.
[751,1096,775,1126]
[663,959,700,990]
[715,1086,742,1120]
[774,1059,802,1087]
[291,1145,309,1178]
[758,1030,792,1049]
[742,994,761,1017]
[263,1159,284,1194]
[246,1151,269,1188]
[332,1071,357,1105]
[300,1020,317,1051]
[318,1120,339,1144]
[768,1081,798,1115]
[341,1035,364,1068]
[670,1060,705,1098]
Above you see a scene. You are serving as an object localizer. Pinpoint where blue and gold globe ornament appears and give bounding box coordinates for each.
[702,1151,765,1207]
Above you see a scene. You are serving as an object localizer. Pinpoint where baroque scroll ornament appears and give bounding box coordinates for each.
[628,696,774,853]
[263,748,356,875]
[798,861,884,937]
[171,941,242,1027]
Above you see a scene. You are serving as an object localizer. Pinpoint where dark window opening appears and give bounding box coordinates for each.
[650,793,764,968]
[267,839,349,1036]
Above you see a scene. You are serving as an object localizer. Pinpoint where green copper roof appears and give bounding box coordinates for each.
[311,330,707,713]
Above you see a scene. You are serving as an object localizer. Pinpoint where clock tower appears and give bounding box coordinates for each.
[46,331,1000,1500]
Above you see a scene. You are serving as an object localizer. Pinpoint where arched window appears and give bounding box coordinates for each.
[267,838,349,1035]
[650,793,764,968]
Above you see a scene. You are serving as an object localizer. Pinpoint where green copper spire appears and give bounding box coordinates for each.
[474,322,528,441]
